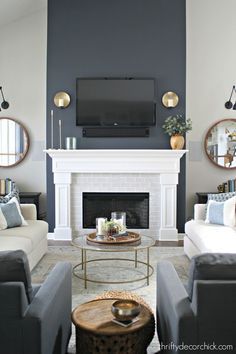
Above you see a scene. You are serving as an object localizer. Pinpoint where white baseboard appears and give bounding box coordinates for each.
[178,233,185,241]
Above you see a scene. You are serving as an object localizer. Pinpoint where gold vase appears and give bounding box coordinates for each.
[170,134,185,150]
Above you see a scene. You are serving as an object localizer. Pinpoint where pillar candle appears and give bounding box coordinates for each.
[51,110,54,149]
[59,119,62,149]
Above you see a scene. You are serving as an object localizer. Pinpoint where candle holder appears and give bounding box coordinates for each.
[65,137,77,149]
[111,211,126,228]
[96,217,107,236]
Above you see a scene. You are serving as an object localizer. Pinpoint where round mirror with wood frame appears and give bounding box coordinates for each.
[0,117,30,168]
[205,118,236,169]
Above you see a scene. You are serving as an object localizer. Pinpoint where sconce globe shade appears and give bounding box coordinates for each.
[225,101,233,109]
[1,101,9,109]
[162,91,179,108]
[54,91,70,108]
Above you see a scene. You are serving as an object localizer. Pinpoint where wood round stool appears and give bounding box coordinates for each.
[72,297,155,354]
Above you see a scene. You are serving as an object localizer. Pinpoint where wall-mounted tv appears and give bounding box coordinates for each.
[76,78,156,127]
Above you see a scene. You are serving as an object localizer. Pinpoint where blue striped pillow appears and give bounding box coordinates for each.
[205,196,236,227]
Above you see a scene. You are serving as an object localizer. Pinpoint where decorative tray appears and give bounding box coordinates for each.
[86,232,141,245]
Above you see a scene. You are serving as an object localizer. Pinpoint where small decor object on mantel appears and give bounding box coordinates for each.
[162,114,192,150]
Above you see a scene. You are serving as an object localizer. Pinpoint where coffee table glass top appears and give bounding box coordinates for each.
[72,234,155,252]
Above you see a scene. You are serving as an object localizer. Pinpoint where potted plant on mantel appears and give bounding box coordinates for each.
[162,114,192,150]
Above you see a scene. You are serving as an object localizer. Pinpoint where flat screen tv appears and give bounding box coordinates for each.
[76,78,156,127]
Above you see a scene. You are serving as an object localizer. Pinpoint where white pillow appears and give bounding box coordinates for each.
[0,197,28,230]
[205,196,236,227]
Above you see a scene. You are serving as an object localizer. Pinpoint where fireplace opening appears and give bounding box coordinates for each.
[83,192,149,229]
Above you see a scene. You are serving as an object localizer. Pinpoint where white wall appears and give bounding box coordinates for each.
[0,8,47,214]
[186,0,236,218]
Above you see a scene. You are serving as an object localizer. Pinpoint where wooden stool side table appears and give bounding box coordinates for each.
[72,299,155,354]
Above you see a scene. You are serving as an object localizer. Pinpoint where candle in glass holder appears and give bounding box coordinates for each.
[111,211,126,228]
[96,217,107,235]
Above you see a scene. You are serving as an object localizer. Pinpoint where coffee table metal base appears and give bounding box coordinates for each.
[73,251,154,289]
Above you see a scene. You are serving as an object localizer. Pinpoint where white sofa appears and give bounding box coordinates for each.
[184,203,236,258]
[0,204,48,270]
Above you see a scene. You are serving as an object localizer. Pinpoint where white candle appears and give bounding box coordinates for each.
[59,119,62,149]
[97,218,105,235]
[51,110,54,149]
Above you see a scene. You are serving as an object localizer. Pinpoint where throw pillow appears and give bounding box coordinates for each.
[0,197,27,230]
[205,196,236,227]
[0,184,20,204]
[187,253,236,300]
[204,192,236,218]
[0,250,33,302]
[207,192,236,203]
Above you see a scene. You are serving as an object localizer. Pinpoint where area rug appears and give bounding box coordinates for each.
[31,246,189,354]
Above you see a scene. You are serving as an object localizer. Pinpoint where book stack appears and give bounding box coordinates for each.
[0,178,15,196]
[219,179,236,193]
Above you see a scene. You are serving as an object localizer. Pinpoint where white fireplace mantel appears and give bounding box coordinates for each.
[45,149,187,241]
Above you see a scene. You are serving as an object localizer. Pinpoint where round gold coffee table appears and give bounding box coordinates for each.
[72,298,155,354]
[72,235,155,289]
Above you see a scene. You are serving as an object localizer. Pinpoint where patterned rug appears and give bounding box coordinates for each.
[31,245,189,354]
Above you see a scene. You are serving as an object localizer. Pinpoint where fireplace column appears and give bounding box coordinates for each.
[54,172,72,240]
[159,173,178,241]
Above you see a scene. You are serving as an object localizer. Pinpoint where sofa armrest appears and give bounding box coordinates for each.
[156,261,197,350]
[20,204,37,220]
[194,204,206,221]
[23,262,72,354]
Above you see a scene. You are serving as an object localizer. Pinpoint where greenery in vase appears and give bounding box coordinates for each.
[103,220,126,233]
[162,114,192,136]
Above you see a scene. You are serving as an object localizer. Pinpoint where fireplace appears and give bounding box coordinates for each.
[45,149,187,241]
[83,192,149,229]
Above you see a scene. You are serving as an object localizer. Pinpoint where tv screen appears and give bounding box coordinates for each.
[76,78,156,127]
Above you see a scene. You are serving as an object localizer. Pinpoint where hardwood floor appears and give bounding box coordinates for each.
[155,240,183,247]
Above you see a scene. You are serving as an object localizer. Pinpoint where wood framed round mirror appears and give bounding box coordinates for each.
[205,118,236,169]
[0,117,30,167]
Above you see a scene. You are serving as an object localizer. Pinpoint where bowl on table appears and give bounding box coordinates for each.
[111,300,141,321]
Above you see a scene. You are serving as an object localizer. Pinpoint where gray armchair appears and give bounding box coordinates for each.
[0,250,72,354]
[156,254,236,353]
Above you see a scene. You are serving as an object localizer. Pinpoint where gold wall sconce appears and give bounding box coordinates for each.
[54,91,71,108]
[162,91,179,108]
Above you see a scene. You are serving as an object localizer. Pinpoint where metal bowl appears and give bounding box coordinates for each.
[111,300,141,321]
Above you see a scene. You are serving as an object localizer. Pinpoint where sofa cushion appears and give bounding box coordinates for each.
[0,220,48,248]
[185,220,236,253]
[205,197,236,227]
[187,253,236,300]
[0,236,32,254]
[0,250,33,302]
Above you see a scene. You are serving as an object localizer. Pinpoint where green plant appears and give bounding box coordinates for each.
[162,114,192,136]
[104,220,126,233]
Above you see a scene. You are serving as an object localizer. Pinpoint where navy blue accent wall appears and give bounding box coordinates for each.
[47,0,186,232]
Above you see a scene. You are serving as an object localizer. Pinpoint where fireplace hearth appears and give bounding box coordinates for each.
[83,192,149,229]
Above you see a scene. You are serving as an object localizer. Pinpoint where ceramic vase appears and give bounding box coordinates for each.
[170,134,185,150]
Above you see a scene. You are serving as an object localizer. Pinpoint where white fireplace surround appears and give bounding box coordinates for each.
[45,149,187,241]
